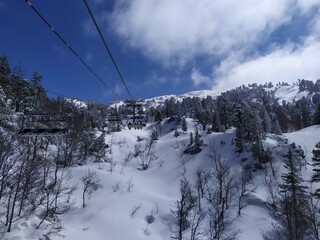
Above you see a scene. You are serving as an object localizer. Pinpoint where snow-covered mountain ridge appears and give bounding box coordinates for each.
[109,83,315,111]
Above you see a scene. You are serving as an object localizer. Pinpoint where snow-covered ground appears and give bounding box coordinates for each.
[274,85,311,103]
[5,120,320,240]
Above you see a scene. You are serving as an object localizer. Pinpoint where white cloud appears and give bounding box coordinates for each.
[114,83,125,96]
[109,0,296,64]
[296,0,320,14]
[191,68,212,86]
[145,72,167,86]
[144,72,182,87]
[213,40,320,91]
[107,0,320,90]
[310,12,320,39]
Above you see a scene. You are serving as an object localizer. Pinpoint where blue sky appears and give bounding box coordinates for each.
[0,0,320,103]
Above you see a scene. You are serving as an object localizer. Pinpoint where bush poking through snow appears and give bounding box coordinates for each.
[81,169,100,208]
[112,181,121,192]
[130,203,142,217]
[145,215,155,224]
[127,178,134,192]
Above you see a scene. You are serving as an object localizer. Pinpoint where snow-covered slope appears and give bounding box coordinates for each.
[108,90,220,109]
[274,84,311,103]
[3,82,320,240]
[5,116,320,240]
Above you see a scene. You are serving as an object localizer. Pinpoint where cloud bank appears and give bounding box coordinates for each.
[214,40,320,90]
[108,0,320,90]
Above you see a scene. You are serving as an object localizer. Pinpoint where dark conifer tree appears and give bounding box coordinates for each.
[194,128,200,148]
[250,109,264,165]
[279,150,310,240]
[30,71,47,109]
[182,117,188,132]
[311,142,320,198]
[189,132,194,146]
[297,97,312,128]
[0,55,11,86]
[314,103,320,125]
[212,103,223,132]
[216,95,230,129]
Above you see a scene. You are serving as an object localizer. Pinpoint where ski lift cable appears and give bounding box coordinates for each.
[46,89,89,102]
[83,0,133,101]
[23,0,123,100]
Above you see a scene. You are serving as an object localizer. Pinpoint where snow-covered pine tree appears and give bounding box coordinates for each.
[194,128,200,148]
[182,117,188,132]
[233,101,249,153]
[0,55,11,86]
[279,150,310,240]
[311,142,320,198]
[314,103,320,125]
[297,97,312,128]
[189,132,194,146]
[250,108,264,165]
[216,95,230,129]
[211,103,223,132]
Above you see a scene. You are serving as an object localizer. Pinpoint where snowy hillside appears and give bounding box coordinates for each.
[2,69,320,240]
[274,84,311,103]
[145,90,220,103]
[108,90,221,109]
[5,117,320,240]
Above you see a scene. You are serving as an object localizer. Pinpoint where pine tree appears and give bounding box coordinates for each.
[30,71,42,87]
[232,100,249,153]
[279,150,310,240]
[261,105,271,133]
[249,108,264,165]
[30,71,47,109]
[92,131,107,162]
[297,97,312,128]
[174,130,180,138]
[11,63,29,112]
[0,55,11,85]
[216,95,230,129]
[311,142,320,198]
[182,117,188,132]
[194,128,200,148]
[235,125,245,153]
[314,103,320,125]
[189,132,194,146]
[151,128,158,141]
[212,105,223,132]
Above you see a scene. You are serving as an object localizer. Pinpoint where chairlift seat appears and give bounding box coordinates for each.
[18,128,68,137]
[128,122,146,130]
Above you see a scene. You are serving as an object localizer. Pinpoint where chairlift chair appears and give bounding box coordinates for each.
[18,110,69,137]
[127,122,146,130]
[125,100,147,130]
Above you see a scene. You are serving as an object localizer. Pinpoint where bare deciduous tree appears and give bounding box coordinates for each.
[81,169,100,208]
[138,139,157,170]
[171,178,195,240]
[36,169,77,229]
[130,203,142,217]
[189,207,205,240]
[237,166,255,216]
